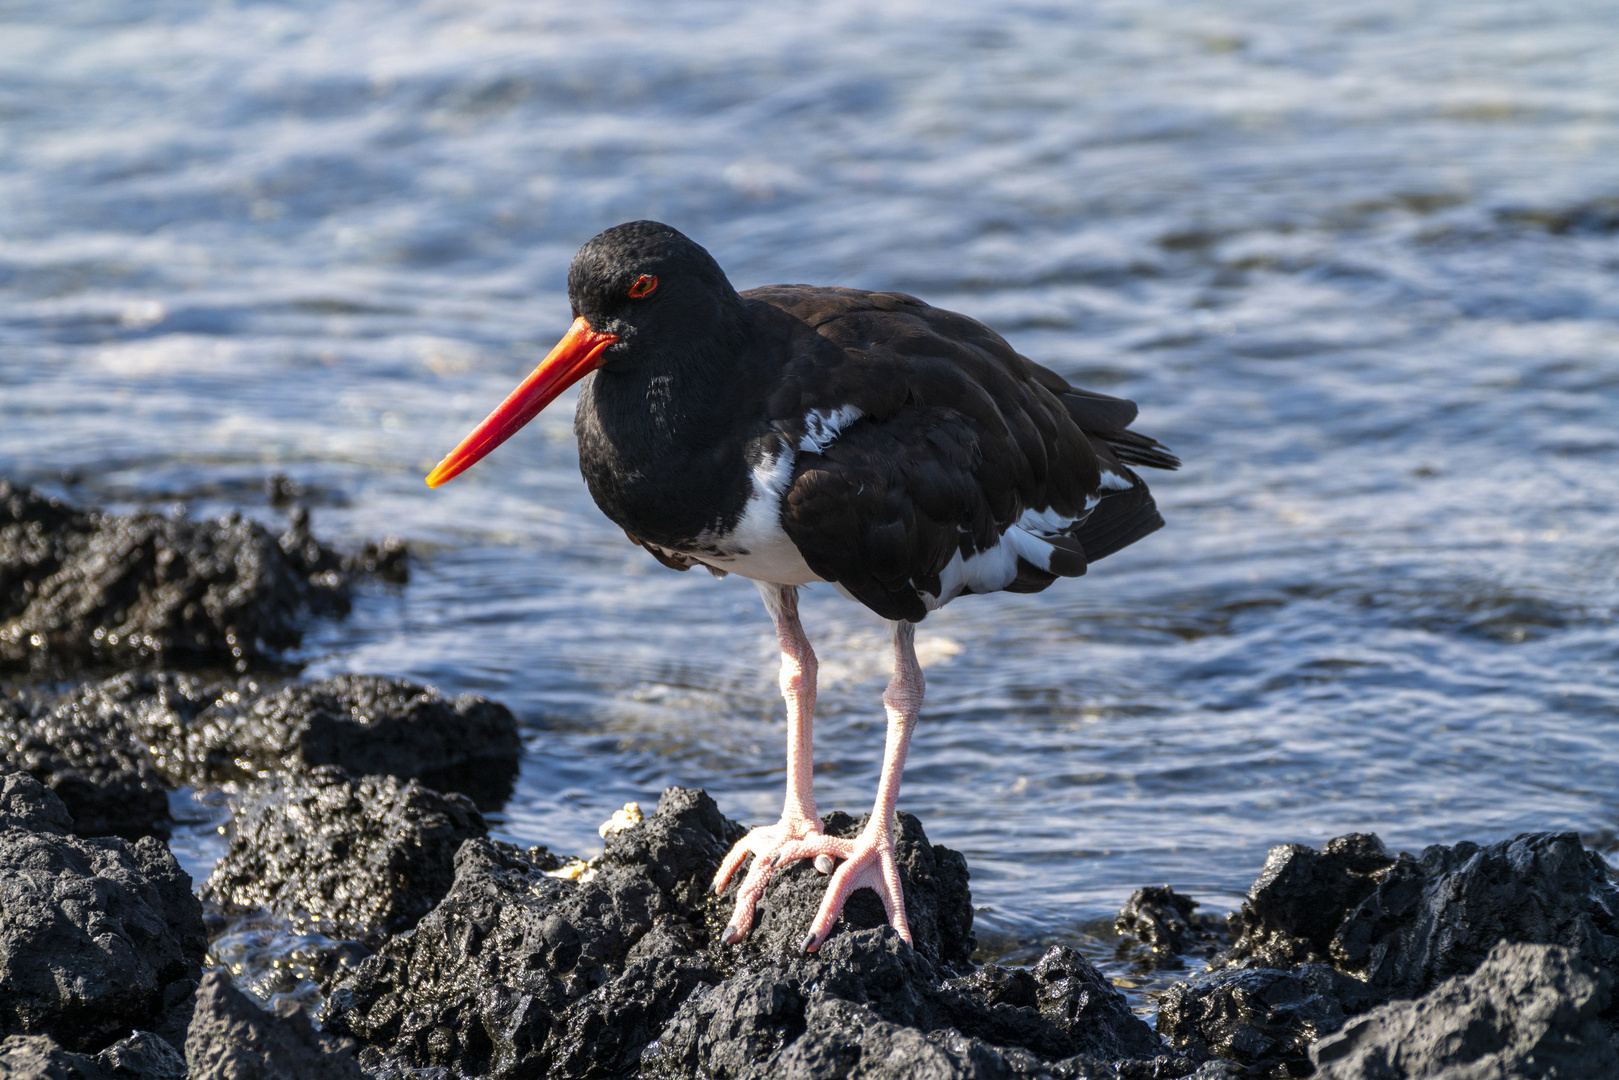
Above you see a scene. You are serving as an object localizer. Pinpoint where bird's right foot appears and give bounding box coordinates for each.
[712,815,846,944]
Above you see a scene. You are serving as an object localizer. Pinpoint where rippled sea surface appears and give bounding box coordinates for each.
[4,0,1618,987]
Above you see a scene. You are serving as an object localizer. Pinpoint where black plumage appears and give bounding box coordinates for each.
[748,285,1174,620]
[559,223,1176,622]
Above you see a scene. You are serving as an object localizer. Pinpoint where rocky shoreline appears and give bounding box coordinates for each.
[3,479,1617,1078]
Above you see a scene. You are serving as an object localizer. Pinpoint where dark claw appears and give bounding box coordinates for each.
[722,924,742,945]
[801,932,820,953]
[813,854,835,874]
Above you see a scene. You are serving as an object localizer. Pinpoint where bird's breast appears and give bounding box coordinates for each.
[576,375,820,585]
[686,442,823,586]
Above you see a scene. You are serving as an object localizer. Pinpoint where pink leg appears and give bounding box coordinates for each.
[800,620,923,952]
[713,583,839,941]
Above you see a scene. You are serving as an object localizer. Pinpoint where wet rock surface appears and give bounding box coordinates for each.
[0,772,206,1053]
[0,479,401,676]
[1115,885,1227,961]
[202,767,488,942]
[204,909,373,1016]
[188,674,521,804]
[1310,941,1619,1079]
[1,671,521,837]
[0,683,177,839]
[186,970,363,1080]
[1156,964,1381,1075]
[1156,831,1619,1077]
[92,1031,188,1080]
[0,1029,190,1080]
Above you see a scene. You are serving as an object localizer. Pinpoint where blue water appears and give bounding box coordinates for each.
[4,0,1618,986]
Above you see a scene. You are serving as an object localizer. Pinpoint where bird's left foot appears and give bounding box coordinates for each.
[799,824,912,953]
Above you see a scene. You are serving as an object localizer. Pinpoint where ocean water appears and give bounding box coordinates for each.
[3,0,1618,996]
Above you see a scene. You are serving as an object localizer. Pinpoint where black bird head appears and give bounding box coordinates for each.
[425,220,743,488]
[567,220,745,358]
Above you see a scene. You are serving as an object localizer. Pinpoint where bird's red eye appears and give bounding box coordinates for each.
[628,274,658,299]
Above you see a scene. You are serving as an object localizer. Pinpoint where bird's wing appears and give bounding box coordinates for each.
[743,287,1172,621]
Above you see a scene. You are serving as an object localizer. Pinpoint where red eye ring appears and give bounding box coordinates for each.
[628,274,658,299]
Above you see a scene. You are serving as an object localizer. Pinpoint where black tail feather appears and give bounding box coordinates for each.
[1073,477,1165,563]
[1101,428,1180,471]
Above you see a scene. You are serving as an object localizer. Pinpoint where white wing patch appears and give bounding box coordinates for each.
[921,502,1097,611]
[1098,470,1133,491]
[798,405,866,454]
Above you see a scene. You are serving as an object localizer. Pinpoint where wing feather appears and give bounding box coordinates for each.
[745,286,1175,621]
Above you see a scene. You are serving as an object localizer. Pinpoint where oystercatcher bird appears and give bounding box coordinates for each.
[426,221,1177,952]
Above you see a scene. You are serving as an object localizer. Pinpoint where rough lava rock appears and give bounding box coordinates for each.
[186,674,521,804]
[186,970,363,1080]
[1157,831,1619,1077]
[0,685,175,839]
[651,932,1168,1079]
[320,789,725,1079]
[0,1034,115,1080]
[1115,885,1226,960]
[0,772,206,1053]
[0,478,392,675]
[0,671,521,836]
[0,1029,189,1080]
[323,787,1171,1080]
[1156,964,1382,1074]
[1310,941,1619,1079]
[202,767,488,942]
[93,1031,187,1080]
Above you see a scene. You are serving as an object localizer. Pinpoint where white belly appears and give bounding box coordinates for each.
[685,443,824,586]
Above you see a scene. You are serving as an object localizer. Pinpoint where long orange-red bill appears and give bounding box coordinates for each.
[425,317,618,488]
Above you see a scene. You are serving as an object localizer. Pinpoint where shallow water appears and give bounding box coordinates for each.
[4,0,1618,999]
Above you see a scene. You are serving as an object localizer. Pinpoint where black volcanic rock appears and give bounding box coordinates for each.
[186,971,362,1080]
[1310,941,1619,1079]
[0,672,522,833]
[0,478,404,675]
[0,1032,186,1080]
[0,772,206,1053]
[1219,833,1399,971]
[0,1033,114,1080]
[1218,831,1619,995]
[1156,964,1382,1073]
[1158,831,1619,1077]
[202,768,487,942]
[323,787,1169,1080]
[1329,832,1619,997]
[651,933,1166,1078]
[0,681,179,839]
[321,791,717,1079]
[1115,885,1225,959]
[94,1031,187,1080]
[185,674,521,805]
